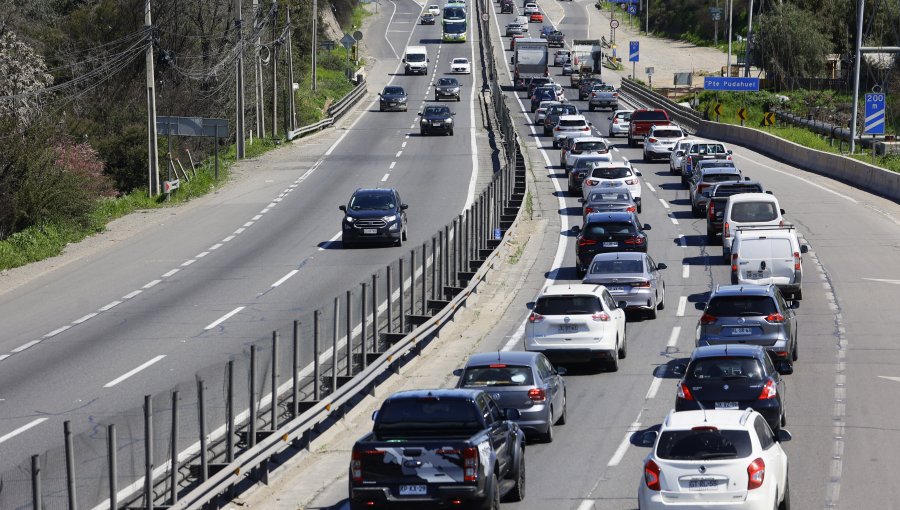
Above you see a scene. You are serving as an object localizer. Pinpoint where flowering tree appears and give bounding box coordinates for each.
[0,28,53,125]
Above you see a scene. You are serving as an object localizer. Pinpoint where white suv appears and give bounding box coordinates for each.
[639,409,792,510]
[552,114,592,148]
[722,193,785,259]
[524,284,627,371]
[581,162,643,212]
[642,125,685,161]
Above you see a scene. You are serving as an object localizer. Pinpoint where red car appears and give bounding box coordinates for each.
[530,12,544,22]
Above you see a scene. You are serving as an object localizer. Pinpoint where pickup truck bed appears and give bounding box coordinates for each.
[627,109,671,147]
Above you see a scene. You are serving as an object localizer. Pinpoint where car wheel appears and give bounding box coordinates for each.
[402,227,408,242]
[434,95,439,101]
[457,96,461,102]
[628,137,634,147]
[781,411,787,427]
[691,203,701,217]
[707,229,717,245]
[637,203,642,214]
[555,393,567,425]
[647,305,657,320]
[379,106,384,112]
[420,129,426,136]
[792,338,799,361]
[779,477,791,510]
[657,286,666,310]
[552,140,558,149]
[540,415,554,443]
[794,289,803,301]
[618,329,627,359]
[450,129,454,136]
[588,104,594,111]
[608,342,620,372]
[502,448,526,502]
[394,236,402,247]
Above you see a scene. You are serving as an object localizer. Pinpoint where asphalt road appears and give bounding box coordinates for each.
[0,0,489,487]
[294,1,900,509]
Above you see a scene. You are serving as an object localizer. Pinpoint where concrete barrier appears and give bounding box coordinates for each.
[696,120,900,203]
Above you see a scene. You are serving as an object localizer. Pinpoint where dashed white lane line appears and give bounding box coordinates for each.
[381,173,390,182]
[0,418,48,445]
[204,307,245,331]
[122,290,142,300]
[576,501,594,510]
[266,202,277,208]
[73,312,98,324]
[209,243,223,251]
[12,340,40,353]
[405,134,410,139]
[234,227,246,234]
[99,300,122,312]
[319,231,343,251]
[676,296,688,317]
[162,269,180,278]
[0,354,9,362]
[607,420,643,466]
[143,279,161,289]
[401,141,407,148]
[682,264,690,279]
[645,376,663,400]
[646,182,656,192]
[390,161,397,169]
[271,270,300,288]
[252,214,263,221]
[181,259,196,267]
[103,355,166,388]
[667,326,682,348]
[669,212,679,225]
[243,221,254,228]
[396,150,403,158]
[658,198,670,209]
[44,325,71,338]
[260,208,270,214]
[222,235,236,243]
[196,251,209,259]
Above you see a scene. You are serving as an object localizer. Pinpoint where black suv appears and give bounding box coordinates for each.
[500,0,514,13]
[706,180,766,244]
[434,77,461,102]
[339,188,408,247]
[378,86,408,112]
[572,211,650,276]
[418,105,455,135]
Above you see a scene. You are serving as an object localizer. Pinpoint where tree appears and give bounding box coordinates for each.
[0,28,53,126]
[753,3,834,89]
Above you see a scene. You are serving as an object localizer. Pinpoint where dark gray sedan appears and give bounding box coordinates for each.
[580,186,637,219]
[434,77,461,102]
[455,351,567,442]
[582,252,667,319]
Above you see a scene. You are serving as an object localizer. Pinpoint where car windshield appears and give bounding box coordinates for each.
[423,107,449,116]
[688,357,765,381]
[591,167,632,179]
[589,258,643,274]
[731,201,778,222]
[656,430,753,460]
[534,295,602,315]
[706,295,777,317]
[584,221,637,236]
[406,53,426,62]
[444,6,466,19]
[438,78,458,86]
[654,129,683,138]
[575,157,610,170]
[349,193,395,211]
[589,191,632,202]
[383,87,404,95]
[461,365,535,387]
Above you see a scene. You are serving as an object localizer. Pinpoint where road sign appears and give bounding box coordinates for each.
[703,76,760,91]
[341,33,356,49]
[156,116,229,138]
[353,30,363,41]
[714,103,723,116]
[610,19,619,29]
[738,108,747,121]
[763,112,775,126]
[865,93,886,135]
[645,67,654,75]
[628,4,637,14]
[163,179,180,193]
[709,7,723,20]
[481,12,489,21]
[629,41,639,62]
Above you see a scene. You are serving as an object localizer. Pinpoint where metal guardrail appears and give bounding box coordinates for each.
[618,78,702,133]
[285,80,367,141]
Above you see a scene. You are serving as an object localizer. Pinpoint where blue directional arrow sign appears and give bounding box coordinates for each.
[629,41,639,62]
[628,4,637,14]
[864,93,886,135]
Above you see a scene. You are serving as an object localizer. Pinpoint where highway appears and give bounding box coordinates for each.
[282,1,900,509]
[0,0,490,499]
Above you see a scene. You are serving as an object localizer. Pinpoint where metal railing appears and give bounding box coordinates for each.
[286,79,367,140]
[618,78,702,132]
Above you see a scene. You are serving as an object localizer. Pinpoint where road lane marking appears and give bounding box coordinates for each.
[645,376,663,400]
[252,214,262,220]
[667,326,681,348]
[864,278,900,285]
[382,173,390,182]
[143,279,162,289]
[267,202,277,208]
[401,141,407,148]
[658,198,670,209]
[99,301,122,312]
[676,296,687,317]
[0,354,8,362]
[103,355,166,388]
[122,290,142,299]
[234,227,246,234]
[73,313,98,324]
[678,234,686,247]
[162,269,180,278]
[209,243,223,250]
[222,235,236,243]
[12,340,41,353]
[879,376,900,383]
[396,150,403,157]
[204,307,245,330]
[682,264,689,279]
[607,420,642,466]
[733,154,858,204]
[181,259,196,267]
[576,501,595,510]
[668,213,679,224]
[646,182,656,192]
[0,418,48,444]
[44,325,71,338]
[195,251,210,258]
[272,270,300,288]
[319,231,343,251]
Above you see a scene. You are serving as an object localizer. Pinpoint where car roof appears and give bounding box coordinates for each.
[690,343,766,360]
[700,168,740,176]
[559,114,587,121]
[663,409,756,430]
[650,124,682,131]
[354,188,395,195]
[585,211,636,222]
[712,284,777,297]
[727,192,778,203]
[538,283,609,296]
[589,251,646,262]
[712,179,762,188]
[465,351,543,366]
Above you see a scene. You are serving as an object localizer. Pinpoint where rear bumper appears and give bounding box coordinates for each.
[351,484,486,508]
[698,335,791,360]
[525,347,616,364]
[676,399,782,431]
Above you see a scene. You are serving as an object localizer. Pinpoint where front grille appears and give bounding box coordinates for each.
[355,218,387,228]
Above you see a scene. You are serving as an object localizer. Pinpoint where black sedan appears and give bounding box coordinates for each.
[378,86,407,112]
[420,13,435,24]
[418,105,455,135]
[673,344,793,432]
[434,77,461,102]
[572,211,650,276]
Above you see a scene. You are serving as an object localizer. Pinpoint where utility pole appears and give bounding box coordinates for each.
[254,0,265,138]
[744,0,755,77]
[645,0,649,34]
[145,0,159,197]
[286,7,296,132]
[725,0,733,77]
[235,0,245,158]
[849,0,865,154]
[714,0,719,47]
[312,0,318,90]
[271,0,278,139]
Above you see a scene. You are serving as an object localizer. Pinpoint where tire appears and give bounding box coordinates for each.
[707,229,717,245]
[435,95,439,101]
[628,137,635,147]
[618,329,627,359]
[691,202,701,217]
[540,414,554,443]
[450,129,454,136]
[555,393,567,425]
[503,449,526,502]
[588,104,594,112]
[379,106,384,112]
[657,285,666,310]
[781,411,787,427]
[607,344,620,372]
[778,478,791,510]
[553,140,559,149]
[637,203,642,214]
[647,306,657,320]
[792,338,799,361]
[457,96,461,102]
[478,473,501,510]
[402,227,408,242]
[794,289,803,301]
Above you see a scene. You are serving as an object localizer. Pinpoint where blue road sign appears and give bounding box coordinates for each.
[864,93,886,135]
[628,4,637,14]
[703,76,760,91]
[629,41,639,62]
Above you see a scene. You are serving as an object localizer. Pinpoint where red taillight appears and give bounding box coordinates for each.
[747,458,765,490]
[578,238,598,246]
[463,447,478,482]
[648,137,658,143]
[700,313,717,325]
[698,183,710,194]
[624,178,637,185]
[613,118,619,124]
[623,236,645,245]
[731,253,738,272]
[591,92,597,98]
[676,383,694,400]
[489,363,507,368]
[592,311,610,321]
[582,126,590,131]
[708,203,715,220]
[793,251,801,270]
[758,379,777,400]
[723,222,730,238]
[613,92,618,97]
[584,207,595,214]
[626,206,636,212]
[644,459,661,491]
[529,312,544,323]
[351,450,362,482]
[631,281,651,288]
[585,179,598,186]
[691,425,718,431]
[765,313,785,323]
[528,388,546,401]
[555,126,562,131]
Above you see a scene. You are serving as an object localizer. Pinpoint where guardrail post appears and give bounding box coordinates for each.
[64,419,78,510]
[291,323,299,419]
[142,397,152,510]
[438,229,445,299]
[198,380,208,482]
[371,274,378,353]
[431,236,438,300]
[32,454,41,510]
[455,215,463,283]
[249,345,257,447]
[409,249,416,316]
[398,257,405,332]
[361,282,368,369]
[421,242,427,314]
[332,299,339,393]
[169,391,178,504]
[443,225,450,293]
[313,311,320,401]
[227,359,235,460]
[107,424,117,510]
[386,265,393,333]
[271,331,279,428]
[346,290,353,375]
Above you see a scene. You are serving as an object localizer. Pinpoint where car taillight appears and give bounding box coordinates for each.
[747,458,765,490]
[623,236,645,245]
[644,459,661,491]
[578,238,598,246]
[698,183,710,194]
[723,222,730,238]
[731,253,738,272]
[708,203,715,219]
[528,388,546,401]
[624,178,637,185]
[613,118,619,124]
[626,206,636,212]
[529,312,544,323]
[700,313,717,325]
[585,179,598,186]
[758,379,777,400]
[765,313,785,323]
[464,447,479,482]
[648,137,658,143]
[631,281,651,288]
[592,311,610,321]
[613,92,618,97]
[582,126,590,131]
[555,126,562,131]
[676,382,694,400]
[591,92,597,98]
[584,207,595,214]
[793,251,801,270]
[351,450,362,482]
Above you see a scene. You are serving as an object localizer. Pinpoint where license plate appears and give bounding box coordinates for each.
[363,229,377,234]
[558,324,579,333]
[389,102,397,106]
[602,242,618,247]
[715,401,739,410]
[399,484,427,496]
[607,286,624,292]
[745,271,764,279]
[688,478,718,490]
[730,327,752,336]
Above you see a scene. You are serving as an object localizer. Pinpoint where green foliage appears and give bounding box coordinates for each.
[753,3,834,88]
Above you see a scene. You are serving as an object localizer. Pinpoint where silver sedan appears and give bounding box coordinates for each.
[582,252,667,319]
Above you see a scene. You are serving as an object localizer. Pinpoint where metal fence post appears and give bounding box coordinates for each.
[227,360,235,461]
[386,265,393,333]
[371,274,378,353]
[332,298,339,393]
[169,391,178,505]
[107,424,117,510]
[410,249,416,315]
[142,396,153,510]
[399,257,406,332]
[292,322,300,419]
[249,344,257,447]
[271,331,279,427]
[431,236,438,300]
[421,242,427,314]
[32,454,41,510]
[346,290,353,376]
[198,380,208,482]
[361,282,368,368]
[313,311,320,401]
[64,420,78,510]
[443,225,450,292]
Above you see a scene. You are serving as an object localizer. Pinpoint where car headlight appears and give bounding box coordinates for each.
[398,97,407,102]
[382,214,398,222]
[344,216,355,223]
[451,87,460,93]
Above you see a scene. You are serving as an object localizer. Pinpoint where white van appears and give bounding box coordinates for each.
[722,192,785,259]
[403,46,429,75]
[730,225,808,300]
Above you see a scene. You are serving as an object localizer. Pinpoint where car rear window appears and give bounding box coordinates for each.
[653,129,683,138]
[616,112,632,120]
[461,365,534,387]
[575,141,608,152]
[589,191,632,202]
[632,111,668,121]
[706,295,777,316]
[656,430,753,460]
[691,143,728,155]
[575,157,611,170]
[584,221,637,236]
[687,357,764,382]
[534,295,602,315]
[559,119,587,127]
[589,259,643,274]
[591,167,632,179]
[730,201,778,222]
[375,399,482,434]
[714,184,762,196]
[703,173,742,183]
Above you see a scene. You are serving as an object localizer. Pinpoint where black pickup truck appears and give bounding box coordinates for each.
[349,389,526,509]
[546,30,565,48]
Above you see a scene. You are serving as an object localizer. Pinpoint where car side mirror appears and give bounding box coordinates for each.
[635,170,642,176]
[780,208,786,214]
[339,205,347,211]
[790,300,800,309]
[727,149,733,155]
[417,112,422,116]
[504,408,521,420]
[766,190,774,195]
[776,429,792,442]
[571,225,581,234]
[371,410,379,421]
[526,301,534,310]
[402,58,406,63]
[657,263,667,270]
[617,301,627,309]
[800,245,809,254]
[555,366,567,376]
[378,92,382,96]
[511,57,515,64]
[452,368,463,377]
[577,198,584,203]
[453,112,457,115]
[643,224,652,230]
[671,364,686,376]
[641,430,659,447]
[400,204,409,210]
[607,116,612,120]
[588,122,593,126]
[775,360,794,375]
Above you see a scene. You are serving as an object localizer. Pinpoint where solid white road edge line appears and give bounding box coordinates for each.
[463,16,479,211]
[0,418,49,445]
[607,419,642,466]
[12,340,40,353]
[103,355,167,388]
[272,270,300,288]
[204,306,246,331]
[162,269,180,278]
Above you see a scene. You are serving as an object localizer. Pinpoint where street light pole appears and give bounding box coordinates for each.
[849,0,865,154]
[743,0,754,77]
[725,0,733,77]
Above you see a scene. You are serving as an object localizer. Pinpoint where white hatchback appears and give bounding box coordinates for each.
[524,284,627,371]
[428,4,440,15]
[608,109,633,137]
[639,409,792,510]
[523,3,539,14]
[581,162,643,212]
[552,114,592,148]
[564,136,610,172]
